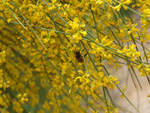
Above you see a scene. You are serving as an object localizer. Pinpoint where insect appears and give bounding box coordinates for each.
[74,51,87,62]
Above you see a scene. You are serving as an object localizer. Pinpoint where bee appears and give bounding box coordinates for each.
[74,51,87,62]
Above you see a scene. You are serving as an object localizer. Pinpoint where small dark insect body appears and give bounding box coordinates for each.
[74,51,84,62]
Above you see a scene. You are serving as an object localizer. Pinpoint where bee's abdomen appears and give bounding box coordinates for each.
[78,58,83,62]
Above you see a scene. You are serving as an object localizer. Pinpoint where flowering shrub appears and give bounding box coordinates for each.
[0,0,150,112]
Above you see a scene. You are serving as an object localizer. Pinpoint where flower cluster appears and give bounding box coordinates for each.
[0,0,150,113]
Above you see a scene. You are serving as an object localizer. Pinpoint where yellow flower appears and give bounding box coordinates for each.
[114,4,122,11]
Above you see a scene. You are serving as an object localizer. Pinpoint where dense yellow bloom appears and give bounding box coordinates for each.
[0,0,150,112]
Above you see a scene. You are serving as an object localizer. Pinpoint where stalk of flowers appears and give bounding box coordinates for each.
[0,51,11,112]
[0,0,150,113]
